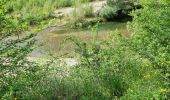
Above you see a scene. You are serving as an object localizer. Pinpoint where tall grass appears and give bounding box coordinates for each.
[66,1,95,28]
[6,0,97,25]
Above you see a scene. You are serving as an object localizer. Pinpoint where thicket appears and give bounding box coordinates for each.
[55,0,170,99]
[0,0,54,99]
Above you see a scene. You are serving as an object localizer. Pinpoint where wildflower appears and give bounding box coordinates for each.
[143,74,151,80]
[160,88,168,93]
[167,61,170,64]
[143,63,149,67]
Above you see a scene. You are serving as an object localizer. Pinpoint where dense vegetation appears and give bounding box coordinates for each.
[99,0,140,21]
[0,0,170,99]
[6,0,98,26]
[0,0,47,99]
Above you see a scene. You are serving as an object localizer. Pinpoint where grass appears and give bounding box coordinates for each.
[66,1,95,28]
[6,0,99,26]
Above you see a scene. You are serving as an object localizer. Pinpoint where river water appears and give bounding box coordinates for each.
[30,22,127,58]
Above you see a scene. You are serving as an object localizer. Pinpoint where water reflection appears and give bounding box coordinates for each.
[30,22,127,58]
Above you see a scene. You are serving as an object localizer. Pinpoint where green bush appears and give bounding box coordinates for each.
[0,1,57,99]
[99,5,119,20]
[61,26,164,99]
[67,2,96,28]
[128,0,170,98]
[61,1,170,99]
[99,0,136,21]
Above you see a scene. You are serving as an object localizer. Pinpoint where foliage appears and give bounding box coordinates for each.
[6,0,97,26]
[67,1,96,28]
[1,0,170,99]
[55,0,170,99]
[54,23,164,99]
[99,0,137,21]
[128,0,170,98]
[99,5,119,20]
[0,0,53,99]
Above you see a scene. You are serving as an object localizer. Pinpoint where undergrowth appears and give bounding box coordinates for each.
[1,0,170,100]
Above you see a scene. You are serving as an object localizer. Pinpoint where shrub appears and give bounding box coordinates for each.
[99,5,119,20]
[99,0,138,21]
[128,0,170,99]
[62,1,170,99]
[61,21,162,99]
[67,2,95,28]
[83,4,94,18]
[0,1,57,99]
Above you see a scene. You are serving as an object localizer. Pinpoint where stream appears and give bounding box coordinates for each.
[30,22,127,59]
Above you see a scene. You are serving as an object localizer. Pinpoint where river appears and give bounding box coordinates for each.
[30,22,127,59]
